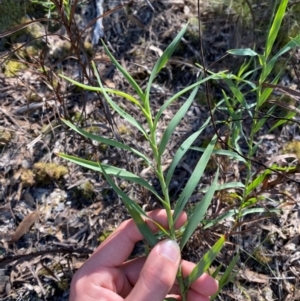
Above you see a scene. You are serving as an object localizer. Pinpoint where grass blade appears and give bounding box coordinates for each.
[262,34,300,82]
[211,264,223,279]
[57,153,165,204]
[173,135,217,221]
[91,62,149,138]
[61,119,152,166]
[159,87,198,156]
[184,235,226,288]
[190,147,246,162]
[223,78,248,109]
[145,24,188,111]
[211,253,240,300]
[165,116,212,187]
[154,74,216,128]
[245,169,271,196]
[99,161,158,247]
[59,73,148,136]
[264,0,288,59]
[203,207,279,229]
[59,74,138,104]
[198,181,245,193]
[179,169,219,250]
[227,48,258,57]
[269,109,296,132]
[101,40,145,101]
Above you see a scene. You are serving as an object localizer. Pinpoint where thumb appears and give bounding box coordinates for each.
[125,240,181,301]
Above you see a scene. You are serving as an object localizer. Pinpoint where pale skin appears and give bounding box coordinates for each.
[70,209,218,301]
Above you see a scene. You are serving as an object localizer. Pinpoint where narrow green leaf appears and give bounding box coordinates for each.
[211,253,240,300]
[101,40,145,101]
[203,207,279,229]
[154,74,216,129]
[222,90,240,121]
[61,119,152,166]
[224,78,248,108]
[261,34,300,82]
[252,105,275,133]
[265,0,288,59]
[227,48,258,57]
[219,252,240,287]
[57,153,165,204]
[245,169,271,196]
[258,86,274,107]
[60,79,141,107]
[211,264,223,279]
[98,162,158,247]
[190,147,246,162]
[91,62,149,138]
[184,235,226,288]
[173,135,217,221]
[249,139,263,158]
[241,196,265,209]
[102,89,141,106]
[145,24,188,112]
[199,181,245,193]
[179,169,219,250]
[159,87,198,156]
[166,116,212,187]
[130,211,158,247]
[258,67,281,108]
[269,109,296,132]
[59,73,148,137]
[237,57,255,78]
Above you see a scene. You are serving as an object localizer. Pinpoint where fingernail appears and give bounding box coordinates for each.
[158,240,180,263]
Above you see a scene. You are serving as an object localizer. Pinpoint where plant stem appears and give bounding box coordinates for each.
[144,98,184,299]
[177,264,187,301]
[145,106,176,239]
[152,132,175,239]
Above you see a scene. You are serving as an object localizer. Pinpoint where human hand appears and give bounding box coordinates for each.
[69,209,218,301]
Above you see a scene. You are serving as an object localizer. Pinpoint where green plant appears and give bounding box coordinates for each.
[57,25,234,300]
[51,0,299,299]
[194,0,298,207]
[192,1,300,294]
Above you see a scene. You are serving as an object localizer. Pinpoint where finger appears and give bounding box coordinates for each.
[122,258,218,298]
[83,209,187,270]
[181,261,219,296]
[186,289,210,301]
[125,240,181,301]
[70,274,124,301]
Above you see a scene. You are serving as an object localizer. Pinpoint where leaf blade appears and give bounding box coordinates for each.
[173,135,217,221]
[265,0,288,59]
[98,161,158,247]
[145,24,189,110]
[57,153,164,204]
[184,235,226,288]
[61,119,152,166]
[159,86,198,156]
[166,116,212,187]
[179,169,219,250]
[101,40,145,101]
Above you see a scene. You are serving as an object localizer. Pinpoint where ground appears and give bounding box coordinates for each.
[0,0,300,300]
